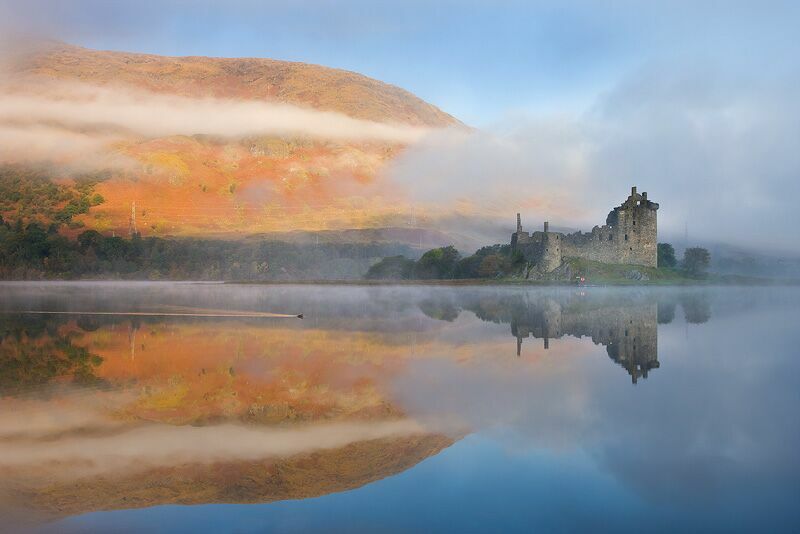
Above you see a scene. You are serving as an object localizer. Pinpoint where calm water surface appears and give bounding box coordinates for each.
[0,282,798,533]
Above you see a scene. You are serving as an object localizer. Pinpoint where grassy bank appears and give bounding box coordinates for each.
[559,258,784,285]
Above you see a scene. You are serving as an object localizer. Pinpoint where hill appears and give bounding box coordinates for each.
[10,42,459,128]
[0,43,461,240]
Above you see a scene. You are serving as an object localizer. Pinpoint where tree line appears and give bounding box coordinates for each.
[367,242,711,280]
[366,244,527,280]
[657,243,710,275]
[0,218,415,280]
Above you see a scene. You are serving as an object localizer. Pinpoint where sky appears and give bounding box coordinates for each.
[1,0,799,252]
[3,0,796,126]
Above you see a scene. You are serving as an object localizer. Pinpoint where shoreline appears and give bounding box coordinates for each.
[0,277,796,287]
[225,277,795,287]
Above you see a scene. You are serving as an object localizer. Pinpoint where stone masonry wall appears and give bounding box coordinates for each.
[511,187,659,272]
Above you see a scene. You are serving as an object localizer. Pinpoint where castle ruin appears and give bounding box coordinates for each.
[511,186,659,272]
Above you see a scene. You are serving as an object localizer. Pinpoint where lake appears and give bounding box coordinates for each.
[0,282,798,533]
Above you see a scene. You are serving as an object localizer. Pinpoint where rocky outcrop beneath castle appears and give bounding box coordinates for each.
[511,187,659,274]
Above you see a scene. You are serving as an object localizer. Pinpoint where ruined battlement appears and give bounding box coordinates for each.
[511,186,659,272]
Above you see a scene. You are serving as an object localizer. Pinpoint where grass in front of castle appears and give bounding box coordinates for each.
[561,258,785,286]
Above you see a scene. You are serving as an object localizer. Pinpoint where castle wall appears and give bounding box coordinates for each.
[513,227,562,273]
[511,187,659,272]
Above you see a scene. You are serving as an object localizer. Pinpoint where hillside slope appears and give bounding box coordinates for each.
[10,42,460,128]
[0,43,461,239]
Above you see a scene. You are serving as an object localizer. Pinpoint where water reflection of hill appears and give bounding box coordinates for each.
[2,432,451,519]
[0,316,452,520]
[0,314,105,395]
[0,288,457,520]
[0,283,717,522]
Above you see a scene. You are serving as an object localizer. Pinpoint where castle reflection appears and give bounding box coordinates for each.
[442,290,711,384]
[508,297,659,383]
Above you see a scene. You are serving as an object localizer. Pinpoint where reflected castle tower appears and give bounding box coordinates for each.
[447,291,663,383]
[419,290,711,384]
[511,298,659,383]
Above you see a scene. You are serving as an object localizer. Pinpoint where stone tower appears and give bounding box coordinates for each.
[539,221,562,273]
[604,186,659,267]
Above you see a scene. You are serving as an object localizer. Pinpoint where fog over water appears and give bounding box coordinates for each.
[0,282,798,532]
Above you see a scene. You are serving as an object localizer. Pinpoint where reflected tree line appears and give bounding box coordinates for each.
[0,314,115,396]
[419,291,712,384]
[0,311,291,396]
[0,289,713,394]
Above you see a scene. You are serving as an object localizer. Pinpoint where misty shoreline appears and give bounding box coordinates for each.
[1,277,795,287]
[224,277,796,287]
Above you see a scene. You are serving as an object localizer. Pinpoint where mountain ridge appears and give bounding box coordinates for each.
[9,41,462,128]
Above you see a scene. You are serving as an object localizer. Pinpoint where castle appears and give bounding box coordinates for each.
[511,186,659,272]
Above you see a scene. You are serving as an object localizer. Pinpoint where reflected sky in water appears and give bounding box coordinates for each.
[0,283,798,533]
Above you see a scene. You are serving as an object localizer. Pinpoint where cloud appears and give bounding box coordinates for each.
[0,122,135,171]
[386,64,800,253]
[386,121,589,219]
[0,80,430,145]
[0,77,431,176]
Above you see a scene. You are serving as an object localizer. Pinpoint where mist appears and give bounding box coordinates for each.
[0,79,428,148]
[0,415,425,479]
[387,64,800,254]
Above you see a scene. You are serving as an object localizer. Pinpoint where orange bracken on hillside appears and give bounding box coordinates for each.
[4,43,464,238]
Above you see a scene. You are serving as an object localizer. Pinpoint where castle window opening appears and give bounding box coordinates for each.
[608,235,612,241]
[625,234,628,241]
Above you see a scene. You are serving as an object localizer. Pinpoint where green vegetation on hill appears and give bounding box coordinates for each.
[0,164,419,280]
[0,165,108,228]
[0,314,105,395]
